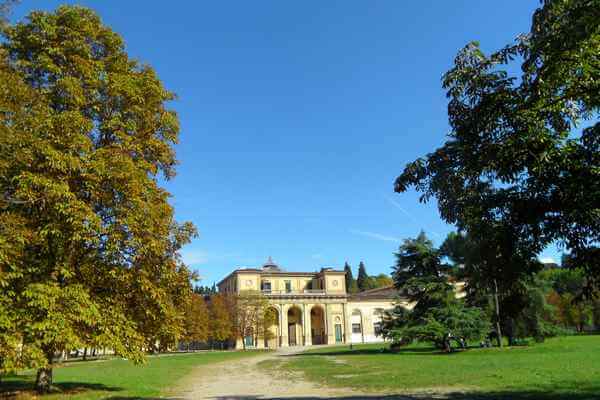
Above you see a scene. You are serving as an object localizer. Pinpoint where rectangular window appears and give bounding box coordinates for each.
[285,280,292,293]
[352,323,361,334]
[262,281,271,292]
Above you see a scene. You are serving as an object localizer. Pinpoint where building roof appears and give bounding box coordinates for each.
[348,285,401,301]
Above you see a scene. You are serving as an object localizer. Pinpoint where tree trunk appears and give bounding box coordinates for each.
[35,366,53,394]
[493,279,503,348]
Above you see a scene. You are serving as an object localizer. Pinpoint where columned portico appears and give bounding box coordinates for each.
[270,300,345,347]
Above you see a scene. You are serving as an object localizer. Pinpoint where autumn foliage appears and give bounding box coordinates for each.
[0,6,196,391]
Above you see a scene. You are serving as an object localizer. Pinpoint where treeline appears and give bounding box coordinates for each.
[180,290,276,351]
[382,231,600,352]
[193,284,217,296]
[181,293,234,350]
[541,267,600,333]
[344,261,393,293]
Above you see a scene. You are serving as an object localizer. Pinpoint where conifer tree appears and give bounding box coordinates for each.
[344,262,354,293]
[357,262,369,292]
[390,232,488,351]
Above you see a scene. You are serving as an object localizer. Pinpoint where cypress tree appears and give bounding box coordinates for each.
[357,261,369,292]
[344,262,354,293]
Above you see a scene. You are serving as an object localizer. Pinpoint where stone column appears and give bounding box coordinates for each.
[343,303,351,344]
[280,304,289,347]
[255,333,265,349]
[342,303,349,343]
[277,304,282,347]
[361,312,366,343]
[236,336,244,349]
[304,303,312,346]
[325,303,334,344]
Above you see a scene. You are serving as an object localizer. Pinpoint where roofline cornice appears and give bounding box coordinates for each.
[217,268,346,287]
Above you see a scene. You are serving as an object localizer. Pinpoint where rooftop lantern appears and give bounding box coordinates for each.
[261,256,282,272]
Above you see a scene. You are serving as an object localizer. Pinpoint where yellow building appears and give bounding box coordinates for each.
[217,258,407,349]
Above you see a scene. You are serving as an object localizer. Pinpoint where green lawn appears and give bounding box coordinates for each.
[2,351,262,399]
[261,335,600,399]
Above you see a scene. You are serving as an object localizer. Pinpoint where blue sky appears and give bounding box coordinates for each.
[13,1,561,284]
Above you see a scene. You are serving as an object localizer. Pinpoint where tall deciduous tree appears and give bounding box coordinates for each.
[394,0,599,292]
[372,273,394,289]
[542,267,595,332]
[233,291,271,350]
[440,231,505,345]
[0,6,195,391]
[441,229,548,346]
[209,294,234,349]
[182,294,209,350]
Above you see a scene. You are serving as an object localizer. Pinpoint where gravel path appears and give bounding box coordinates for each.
[170,347,458,400]
[171,346,371,400]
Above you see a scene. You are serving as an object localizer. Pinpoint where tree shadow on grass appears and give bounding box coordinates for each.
[101,397,182,400]
[284,346,448,357]
[0,379,123,398]
[208,392,600,400]
[0,377,191,400]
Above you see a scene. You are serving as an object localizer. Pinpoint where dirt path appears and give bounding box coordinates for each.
[171,346,371,400]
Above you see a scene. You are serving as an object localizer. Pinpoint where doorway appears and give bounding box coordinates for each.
[288,323,296,346]
[335,324,343,343]
[287,306,302,346]
[310,306,326,345]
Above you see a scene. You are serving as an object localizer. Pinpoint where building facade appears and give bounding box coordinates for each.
[217,259,408,349]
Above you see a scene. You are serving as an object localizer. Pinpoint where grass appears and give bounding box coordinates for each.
[261,335,600,399]
[1,350,262,399]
